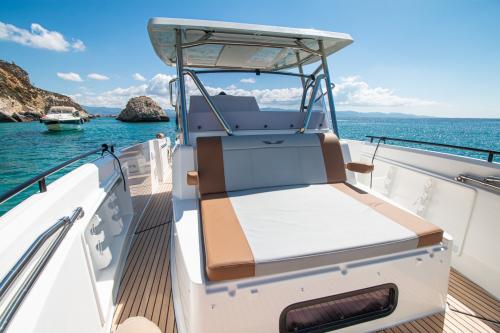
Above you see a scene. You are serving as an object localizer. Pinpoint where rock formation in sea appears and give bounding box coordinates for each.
[0,60,88,122]
[117,96,169,122]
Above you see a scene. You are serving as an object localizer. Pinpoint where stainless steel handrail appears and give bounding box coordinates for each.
[0,207,84,332]
[183,69,234,135]
[0,144,114,205]
[299,74,325,133]
[456,174,500,191]
[366,135,499,163]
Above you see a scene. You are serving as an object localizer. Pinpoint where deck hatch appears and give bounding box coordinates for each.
[279,284,398,333]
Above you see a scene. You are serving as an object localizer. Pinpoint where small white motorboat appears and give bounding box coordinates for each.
[40,106,84,131]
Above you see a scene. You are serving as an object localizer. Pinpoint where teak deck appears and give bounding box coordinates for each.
[113,175,499,333]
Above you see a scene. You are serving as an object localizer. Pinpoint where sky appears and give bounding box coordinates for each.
[1,0,499,118]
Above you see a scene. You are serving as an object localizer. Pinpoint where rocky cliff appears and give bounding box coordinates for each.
[117,96,169,122]
[0,60,88,122]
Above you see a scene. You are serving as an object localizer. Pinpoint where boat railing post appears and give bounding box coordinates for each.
[38,178,47,193]
[318,39,340,137]
[296,52,306,89]
[175,29,189,145]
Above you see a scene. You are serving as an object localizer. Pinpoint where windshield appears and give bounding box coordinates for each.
[173,71,332,133]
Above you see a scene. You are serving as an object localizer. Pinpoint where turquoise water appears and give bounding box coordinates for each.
[0,117,499,216]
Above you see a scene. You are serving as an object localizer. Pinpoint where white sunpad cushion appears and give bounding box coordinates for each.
[228,184,419,275]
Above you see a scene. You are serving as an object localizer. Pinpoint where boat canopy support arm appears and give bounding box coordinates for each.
[183,69,234,136]
[176,29,190,145]
[319,39,339,136]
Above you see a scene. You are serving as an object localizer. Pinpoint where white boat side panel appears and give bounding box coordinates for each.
[344,139,500,299]
[173,231,451,333]
[7,237,103,333]
[360,156,476,254]
[228,184,417,266]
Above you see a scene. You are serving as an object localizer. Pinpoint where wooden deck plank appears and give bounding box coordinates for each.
[113,179,175,333]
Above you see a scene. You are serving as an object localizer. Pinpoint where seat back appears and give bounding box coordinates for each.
[196,133,346,195]
[189,95,260,113]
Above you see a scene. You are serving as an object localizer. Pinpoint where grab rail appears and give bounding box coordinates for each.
[299,74,325,133]
[183,69,233,135]
[456,175,500,191]
[366,136,499,163]
[0,144,114,205]
[0,207,84,332]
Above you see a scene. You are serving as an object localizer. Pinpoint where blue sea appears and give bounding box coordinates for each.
[0,117,499,216]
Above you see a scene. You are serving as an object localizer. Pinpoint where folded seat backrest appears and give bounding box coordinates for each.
[196,133,346,195]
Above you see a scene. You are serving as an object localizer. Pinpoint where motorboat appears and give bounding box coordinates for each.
[0,18,498,333]
[40,106,84,131]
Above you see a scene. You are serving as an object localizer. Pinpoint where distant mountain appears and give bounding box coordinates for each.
[0,60,87,122]
[83,105,121,116]
[336,110,430,119]
[260,107,429,118]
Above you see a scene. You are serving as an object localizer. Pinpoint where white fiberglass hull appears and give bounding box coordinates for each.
[44,120,82,131]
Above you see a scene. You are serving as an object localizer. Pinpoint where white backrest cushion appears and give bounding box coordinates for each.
[189,95,260,113]
[220,134,327,191]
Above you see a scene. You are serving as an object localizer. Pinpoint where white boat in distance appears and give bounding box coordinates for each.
[40,106,84,131]
[0,18,498,333]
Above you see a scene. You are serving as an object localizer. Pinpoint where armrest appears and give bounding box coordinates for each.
[187,171,199,185]
[345,162,374,173]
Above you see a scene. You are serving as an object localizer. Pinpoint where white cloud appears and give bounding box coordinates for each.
[240,78,256,84]
[0,21,85,52]
[132,73,146,81]
[87,73,109,81]
[57,72,83,82]
[72,73,436,110]
[334,76,437,107]
[71,39,85,52]
[73,73,303,108]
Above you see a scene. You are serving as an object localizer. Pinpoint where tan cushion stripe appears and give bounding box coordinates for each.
[200,193,255,281]
[345,162,374,174]
[316,133,347,183]
[196,136,226,195]
[331,183,443,247]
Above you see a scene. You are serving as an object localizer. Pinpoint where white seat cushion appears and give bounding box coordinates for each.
[227,184,420,276]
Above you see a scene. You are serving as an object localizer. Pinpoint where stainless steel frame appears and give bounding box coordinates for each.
[299,74,325,133]
[181,38,321,56]
[183,69,233,135]
[191,68,311,79]
[172,29,341,143]
[456,174,500,191]
[168,78,177,108]
[0,207,84,332]
[318,40,339,136]
[176,29,189,145]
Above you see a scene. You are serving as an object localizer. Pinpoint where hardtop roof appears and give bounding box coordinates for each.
[148,18,353,70]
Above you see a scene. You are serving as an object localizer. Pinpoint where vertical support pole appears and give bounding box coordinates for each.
[318,40,340,137]
[295,52,306,88]
[175,29,189,145]
[38,178,47,193]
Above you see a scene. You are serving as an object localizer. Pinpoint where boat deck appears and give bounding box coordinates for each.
[112,175,499,333]
[112,177,177,333]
